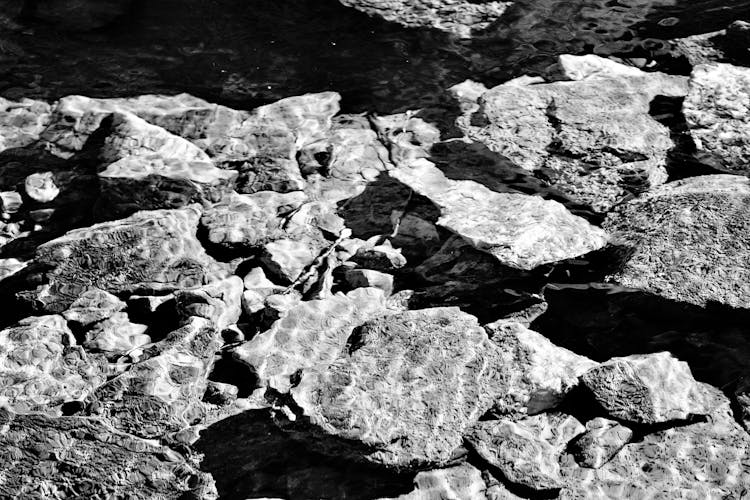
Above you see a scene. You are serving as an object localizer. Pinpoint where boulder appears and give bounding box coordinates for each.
[581,352,710,424]
[0,409,216,499]
[684,63,750,174]
[569,418,633,469]
[289,307,507,469]
[19,206,225,313]
[0,315,106,413]
[62,287,126,327]
[0,97,51,153]
[82,312,150,358]
[24,171,60,203]
[337,0,511,38]
[391,160,608,270]
[260,237,324,284]
[467,413,584,491]
[233,287,387,393]
[173,276,243,331]
[603,175,750,309]
[343,268,394,296]
[458,56,688,212]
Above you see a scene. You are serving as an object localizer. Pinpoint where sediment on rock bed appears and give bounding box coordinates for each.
[0,13,749,496]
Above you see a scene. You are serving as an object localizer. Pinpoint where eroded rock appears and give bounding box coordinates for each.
[0,97,51,153]
[569,418,633,469]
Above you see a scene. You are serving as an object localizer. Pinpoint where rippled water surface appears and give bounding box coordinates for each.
[2,0,750,113]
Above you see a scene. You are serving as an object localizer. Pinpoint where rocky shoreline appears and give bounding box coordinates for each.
[1,6,750,499]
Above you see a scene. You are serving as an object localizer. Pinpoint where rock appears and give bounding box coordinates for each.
[241,268,286,316]
[97,156,237,219]
[232,287,387,393]
[0,190,23,214]
[0,97,51,153]
[82,312,150,357]
[371,112,440,169]
[289,307,507,469]
[92,316,220,439]
[232,156,306,194]
[260,238,324,284]
[62,287,126,327]
[559,385,750,498]
[384,463,491,500]
[735,379,750,432]
[203,380,239,406]
[603,174,750,309]
[30,0,134,30]
[96,112,211,166]
[337,0,511,38]
[200,191,306,252]
[350,240,407,271]
[0,258,27,281]
[20,206,225,313]
[569,418,633,469]
[343,268,394,295]
[0,409,216,499]
[391,160,608,270]
[581,352,710,424]
[487,320,597,415]
[467,413,584,491]
[684,63,750,174]
[0,315,106,413]
[174,276,243,331]
[459,56,688,212]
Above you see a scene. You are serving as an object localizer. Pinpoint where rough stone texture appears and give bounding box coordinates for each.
[0,409,217,499]
[200,191,306,251]
[0,97,51,153]
[350,241,408,271]
[559,385,750,499]
[603,174,750,309]
[458,56,687,212]
[735,380,750,432]
[174,276,243,331]
[62,287,126,327]
[290,307,507,469]
[241,267,286,315]
[82,312,150,358]
[467,413,584,491]
[97,156,237,219]
[337,0,511,38]
[0,315,106,413]
[684,63,750,174]
[384,464,491,500]
[24,171,60,203]
[581,352,710,424]
[20,206,225,313]
[260,237,324,284]
[487,320,597,415]
[344,268,394,296]
[392,160,607,270]
[232,156,306,194]
[570,418,633,469]
[233,287,387,393]
[92,316,220,439]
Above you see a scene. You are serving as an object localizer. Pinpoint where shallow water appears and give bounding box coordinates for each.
[2,0,750,113]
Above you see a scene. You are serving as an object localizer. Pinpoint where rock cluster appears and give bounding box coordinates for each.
[0,48,748,499]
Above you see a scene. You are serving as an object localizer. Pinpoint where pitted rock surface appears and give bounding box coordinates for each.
[62,287,126,327]
[603,174,750,309]
[581,352,710,424]
[82,312,150,358]
[391,160,608,270]
[233,287,388,393]
[290,307,507,469]
[570,417,633,469]
[20,206,225,313]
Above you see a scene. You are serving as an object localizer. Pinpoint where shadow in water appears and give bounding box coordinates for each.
[194,409,414,500]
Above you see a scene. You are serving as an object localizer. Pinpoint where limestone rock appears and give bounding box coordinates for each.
[233,287,387,393]
[24,171,60,203]
[344,268,394,296]
[459,56,687,212]
[684,63,750,174]
[467,413,584,491]
[97,156,237,219]
[0,409,216,499]
[83,312,150,357]
[391,160,607,270]
[62,287,126,327]
[603,174,750,309]
[21,206,225,313]
[487,320,597,414]
[384,463,491,500]
[0,315,106,413]
[0,97,51,153]
[200,191,306,252]
[290,307,507,469]
[581,352,710,424]
[337,0,511,38]
[92,316,220,438]
[570,418,633,469]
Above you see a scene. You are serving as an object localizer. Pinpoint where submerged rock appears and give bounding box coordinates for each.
[391,160,607,270]
[581,352,710,424]
[684,63,750,174]
[603,174,750,309]
[289,307,506,469]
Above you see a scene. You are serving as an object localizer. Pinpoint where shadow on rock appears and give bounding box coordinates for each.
[194,409,414,500]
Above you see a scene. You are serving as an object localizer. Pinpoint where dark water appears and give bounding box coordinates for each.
[2,0,750,113]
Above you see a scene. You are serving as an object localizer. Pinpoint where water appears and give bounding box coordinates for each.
[2,0,750,114]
